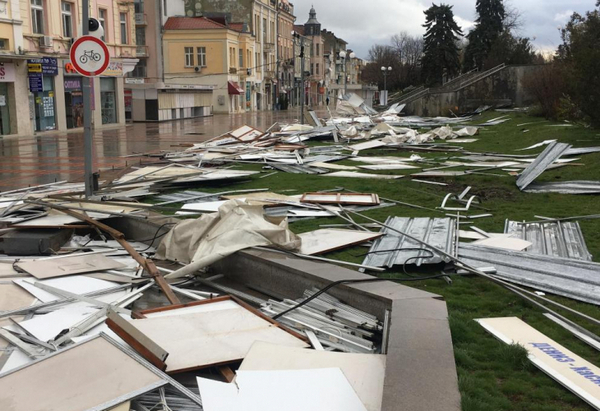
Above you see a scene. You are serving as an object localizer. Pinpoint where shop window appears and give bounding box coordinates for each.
[120,12,128,44]
[185,47,194,67]
[61,2,73,38]
[98,9,107,42]
[100,78,117,124]
[30,0,45,35]
[197,47,206,67]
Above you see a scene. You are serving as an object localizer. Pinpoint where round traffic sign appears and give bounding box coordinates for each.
[69,36,110,77]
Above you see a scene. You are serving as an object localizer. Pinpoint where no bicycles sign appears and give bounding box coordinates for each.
[69,36,110,77]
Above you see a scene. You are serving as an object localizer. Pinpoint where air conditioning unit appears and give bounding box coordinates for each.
[39,36,53,48]
[194,66,202,73]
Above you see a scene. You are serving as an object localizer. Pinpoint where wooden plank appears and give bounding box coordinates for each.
[217,365,236,383]
[106,309,169,371]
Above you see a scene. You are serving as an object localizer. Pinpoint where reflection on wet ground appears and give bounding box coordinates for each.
[0,108,316,191]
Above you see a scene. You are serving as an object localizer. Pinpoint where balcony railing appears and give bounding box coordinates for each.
[135,13,147,25]
[136,45,148,57]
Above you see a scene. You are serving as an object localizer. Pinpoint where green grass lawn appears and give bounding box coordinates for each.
[156,111,600,411]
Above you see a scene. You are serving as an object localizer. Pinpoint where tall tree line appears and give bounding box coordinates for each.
[363,0,540,91]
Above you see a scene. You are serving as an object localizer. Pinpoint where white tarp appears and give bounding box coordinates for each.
[157,200,301,279]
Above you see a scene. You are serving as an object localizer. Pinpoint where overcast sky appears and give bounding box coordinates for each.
[292,0,595,59]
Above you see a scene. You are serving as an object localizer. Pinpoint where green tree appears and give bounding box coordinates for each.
[464,0,506,70]
[421,3,463,86]
[557,3,600,125]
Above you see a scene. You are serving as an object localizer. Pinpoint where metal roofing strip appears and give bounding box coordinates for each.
[505,220,592,261]
[523,181,600,194]
[458,243,600,305]
[516,142,572,190]
[363,217,456,268]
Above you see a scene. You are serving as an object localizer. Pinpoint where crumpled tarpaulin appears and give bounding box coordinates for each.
[156,200,301,279]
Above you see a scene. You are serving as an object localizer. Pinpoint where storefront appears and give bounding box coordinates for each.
[99,63,123,125]
[0,63,15,135]
[100,78,117,124]
[28,58,57,132]
[64,77,83,129]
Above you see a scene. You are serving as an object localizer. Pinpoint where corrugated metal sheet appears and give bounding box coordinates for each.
[458,243,600,305]
[505,220,592,261]
[270,164,329,174]
[523,181,600,194]
[516,142,572,190]
[362,217,457,268]
[564,147,600,156]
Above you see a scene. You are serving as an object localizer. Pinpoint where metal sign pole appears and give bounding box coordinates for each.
[82,0,93,197]
[300,37,305,125]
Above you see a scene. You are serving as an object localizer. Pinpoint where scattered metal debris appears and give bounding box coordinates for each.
[505,220,592,261]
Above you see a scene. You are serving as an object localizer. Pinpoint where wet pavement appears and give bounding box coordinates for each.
[0,108,320,192]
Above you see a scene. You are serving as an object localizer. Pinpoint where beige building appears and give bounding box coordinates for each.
[183,0,277,111]
[126,0,213,122]
[162,16,257,114]
[0,0,137,136]
[294,6,324,107]
[276,0,294,109]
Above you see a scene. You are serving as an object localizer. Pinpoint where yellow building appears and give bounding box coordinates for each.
[0,0,138,135]
[163,16,257,114]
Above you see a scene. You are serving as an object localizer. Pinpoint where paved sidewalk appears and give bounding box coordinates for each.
[0,108,320,191]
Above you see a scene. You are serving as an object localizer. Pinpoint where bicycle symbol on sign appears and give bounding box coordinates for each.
[79,50,102,64]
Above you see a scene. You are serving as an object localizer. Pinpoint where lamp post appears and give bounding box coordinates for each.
[381,66,392,105]
[292,31,305,124]
[339,50,356,95]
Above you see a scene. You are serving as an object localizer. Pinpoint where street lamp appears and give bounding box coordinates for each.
[292,30,305,124]
[339,50,356,95]
[381,66,392,105]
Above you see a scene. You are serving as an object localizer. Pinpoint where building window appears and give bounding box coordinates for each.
[31,0,45,35]
[99,9,107,42]
[239,48,244,68]
[316,63,319,75]
[129,58,147,78]
[120,13,128,44]
[197,47,206,67]
[262,18,267,39]
[135,27,145,45]
[247,50,251,69]
[316,43,320,56]
[61,2,73,38]
[0,39,7,50]
[185,47,194,67]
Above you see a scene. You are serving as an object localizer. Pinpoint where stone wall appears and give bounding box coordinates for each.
[405,64,545,116]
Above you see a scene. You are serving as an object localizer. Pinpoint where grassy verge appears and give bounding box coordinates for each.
[156,111,600,411]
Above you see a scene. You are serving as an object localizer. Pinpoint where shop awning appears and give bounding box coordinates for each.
[228,81,244,95]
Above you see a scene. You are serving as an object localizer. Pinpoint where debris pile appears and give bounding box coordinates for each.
[1,96,600,410]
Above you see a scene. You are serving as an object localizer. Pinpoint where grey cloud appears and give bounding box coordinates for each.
[292,0,594,58]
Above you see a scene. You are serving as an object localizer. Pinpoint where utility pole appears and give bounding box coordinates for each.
[300,38,305,125]
[82,0,93,197]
